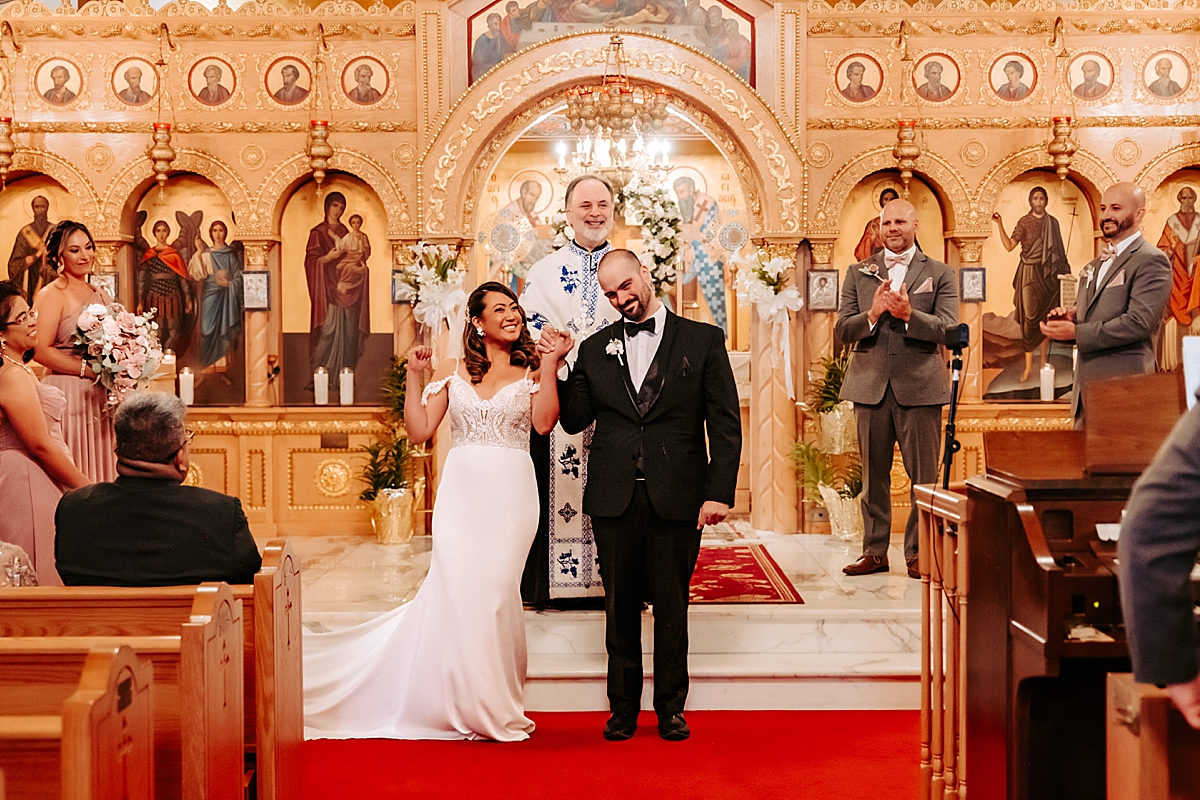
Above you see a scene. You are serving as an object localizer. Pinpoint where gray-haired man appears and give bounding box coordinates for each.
[55,392,261,586]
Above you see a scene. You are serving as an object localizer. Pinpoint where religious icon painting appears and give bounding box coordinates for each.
[1068,52,1115,104]
[959,267,986,303]
[243,271,270,310]
[912,53,960,103]
[391,271,408,304]
[341,56,389,105]
[1140,50,1191,102]
[806,269,840,312]
[188,57,237,107]
[34,57,85,109]
[989,53,1037,103]
[112,57,157,107]
[833,53,884,104]
[264,56,312,107]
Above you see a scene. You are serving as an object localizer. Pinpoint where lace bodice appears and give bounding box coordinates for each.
[422,372,536,452]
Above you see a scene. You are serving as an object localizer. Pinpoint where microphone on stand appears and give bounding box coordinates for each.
[941,324,969,489]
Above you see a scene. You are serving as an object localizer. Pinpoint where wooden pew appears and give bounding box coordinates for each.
[0,645,154,800]
[1107,673,1200,799]
[0,540,302,800]
[0,583,244,800]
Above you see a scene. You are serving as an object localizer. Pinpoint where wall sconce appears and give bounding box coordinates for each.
[893,119,921,197]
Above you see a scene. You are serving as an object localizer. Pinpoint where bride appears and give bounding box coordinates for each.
[303,281,572,741]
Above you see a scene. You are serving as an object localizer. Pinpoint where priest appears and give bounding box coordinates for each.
[519,174,621,604]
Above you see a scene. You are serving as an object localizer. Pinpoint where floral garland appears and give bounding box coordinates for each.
[394,242,467,331]
[550,182,682,299]
[735,249,804,398]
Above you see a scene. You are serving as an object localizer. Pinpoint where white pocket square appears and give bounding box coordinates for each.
[1107,269,1126,289]
[914,277,935,294]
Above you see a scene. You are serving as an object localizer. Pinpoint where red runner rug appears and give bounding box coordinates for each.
[689,544,803,603]
[302,710,918,800]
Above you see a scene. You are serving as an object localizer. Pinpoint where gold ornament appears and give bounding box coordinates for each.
[0,117,14,189]
[307,119,334,193]
[148,122,175,196]
[1047,115,1077,183]
[892,119,921,198]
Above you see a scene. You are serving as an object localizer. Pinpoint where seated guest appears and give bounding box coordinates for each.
[0,281,90,586]
[55,391,261,586]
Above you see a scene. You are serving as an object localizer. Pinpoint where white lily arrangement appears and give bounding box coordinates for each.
[396,242,468,331]
[735,249,804,399]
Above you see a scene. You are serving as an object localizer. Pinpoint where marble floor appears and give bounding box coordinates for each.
[285,522,920,625]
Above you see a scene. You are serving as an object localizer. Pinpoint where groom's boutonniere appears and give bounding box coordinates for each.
[858,262,885,281]
[606,337,625,366]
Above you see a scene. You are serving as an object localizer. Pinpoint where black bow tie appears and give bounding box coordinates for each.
[624,318,656,337]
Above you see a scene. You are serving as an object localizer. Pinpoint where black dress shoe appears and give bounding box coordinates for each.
[603,713,637,741]
[906,556,920,579]
[843,554,889,576]
[658,713,690,741]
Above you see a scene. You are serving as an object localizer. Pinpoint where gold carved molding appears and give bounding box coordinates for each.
[8,121,417,134]
[1135,142,1200,193]
[809,116,1200,130]
[314,458,354,498]
[287,448,365,510]
[192,418,388,435]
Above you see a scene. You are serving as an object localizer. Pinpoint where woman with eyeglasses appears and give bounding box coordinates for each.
[32,220,118,483]
[0,280,90,585]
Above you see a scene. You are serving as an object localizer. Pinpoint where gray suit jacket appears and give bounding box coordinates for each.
[1072,234,1171,420]
[1119,392,1200,686]
[835,250,959,407]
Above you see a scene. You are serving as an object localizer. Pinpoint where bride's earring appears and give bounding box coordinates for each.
[475,326,484,337]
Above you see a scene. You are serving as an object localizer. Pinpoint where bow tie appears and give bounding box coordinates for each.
[624,318,656,337]
[1100,242,1118,261]
[884,252,909,270]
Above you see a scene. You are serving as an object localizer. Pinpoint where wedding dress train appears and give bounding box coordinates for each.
[303,370,539,741]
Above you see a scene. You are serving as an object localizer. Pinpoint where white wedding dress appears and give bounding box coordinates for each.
[303,369,539,741]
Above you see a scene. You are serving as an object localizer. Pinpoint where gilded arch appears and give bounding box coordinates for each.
[98,148,253,237]
[419,31,805,240]
[811,146,973,234]
[974,145,1117,224]
[1134,142,1200,194]
[254,149,413,238]
[10,149,101,225]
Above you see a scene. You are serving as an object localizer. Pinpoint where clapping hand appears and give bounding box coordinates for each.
[885,282,912,322]
[406,345,434,375]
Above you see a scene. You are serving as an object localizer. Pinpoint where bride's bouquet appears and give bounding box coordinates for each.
[74,303,164,408]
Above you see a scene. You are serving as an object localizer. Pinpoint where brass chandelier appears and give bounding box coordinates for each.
[564,34,669,142]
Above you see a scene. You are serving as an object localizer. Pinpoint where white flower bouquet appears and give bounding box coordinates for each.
[396,242,468,330]
[74,303,164,408]
[623,184,682,298]
[735,249,804,398]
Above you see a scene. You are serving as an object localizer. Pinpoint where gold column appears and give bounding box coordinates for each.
[951,237,985,403]
[749,240,800,534]
[242,241,276,408]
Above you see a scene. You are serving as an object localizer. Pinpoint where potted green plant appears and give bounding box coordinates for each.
[358,356,425,544]
[803,353,856,455]
[793,441,864,541]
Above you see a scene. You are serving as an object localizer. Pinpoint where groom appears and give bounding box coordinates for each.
[546,249,742,741]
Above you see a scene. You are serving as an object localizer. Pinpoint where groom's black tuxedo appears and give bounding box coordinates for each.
[559,312,742,520]
[558,311,741,719]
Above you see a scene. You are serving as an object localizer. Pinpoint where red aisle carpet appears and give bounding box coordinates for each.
[689,544,803,604]
[302,710,917,799]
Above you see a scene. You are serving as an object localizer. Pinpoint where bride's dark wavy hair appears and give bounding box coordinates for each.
[44,219,95,273]
[462,281,538,385]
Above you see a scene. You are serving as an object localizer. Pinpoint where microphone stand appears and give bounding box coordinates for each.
[941,344,964,490]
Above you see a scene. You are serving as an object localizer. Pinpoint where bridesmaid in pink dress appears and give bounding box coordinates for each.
[32,221,118,483]
[0,282,90,585]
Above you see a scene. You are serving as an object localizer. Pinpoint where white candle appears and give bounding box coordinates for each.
[339,368,354,405]
[314,367,329,405]
[1040,361,1055,402]
[162,349,176,367]
[178,367,194,405]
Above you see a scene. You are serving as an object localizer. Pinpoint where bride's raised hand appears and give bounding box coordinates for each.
[549,329,574,365]
[406,345,434,376]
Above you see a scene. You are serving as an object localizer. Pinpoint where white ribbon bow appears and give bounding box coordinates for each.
[757,286,804,399]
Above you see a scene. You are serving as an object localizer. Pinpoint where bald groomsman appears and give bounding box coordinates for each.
[835,199,959,579]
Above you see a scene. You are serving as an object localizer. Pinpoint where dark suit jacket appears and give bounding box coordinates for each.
[1072,234,1172,420]
[1119,392,1200,686]
[558,312,742,522]
[55,477,262,587]
[835,250,959,407]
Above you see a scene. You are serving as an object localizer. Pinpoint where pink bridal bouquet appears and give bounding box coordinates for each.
[74,303,164,407]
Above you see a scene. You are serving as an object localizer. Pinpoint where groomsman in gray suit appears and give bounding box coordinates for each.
[1041,182,1172,427]
[835,199,959,578]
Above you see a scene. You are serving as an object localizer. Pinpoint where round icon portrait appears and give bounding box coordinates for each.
[341,57,389,106]
[36,58,84,107]
[1068,53,1114,102]
[112,57,158,107]
[188,57,237,107]
[912,54,960,103]
[989,53,1037,102]
[265,57,312,106]
[506,170,554,221]
[1143,51,1190,100]
[834,54,883,103]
